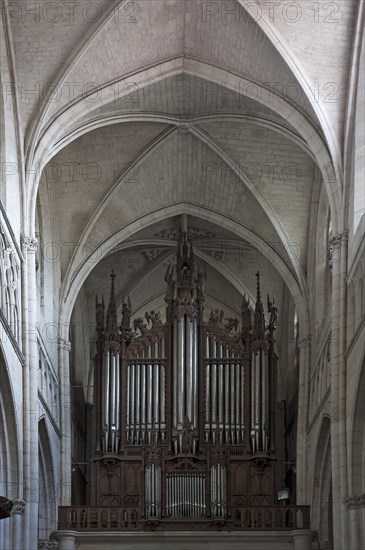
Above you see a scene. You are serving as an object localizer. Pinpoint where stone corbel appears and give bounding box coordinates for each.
[10,498,26,515]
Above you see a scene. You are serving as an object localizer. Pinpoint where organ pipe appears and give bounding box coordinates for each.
[101,350,121,453]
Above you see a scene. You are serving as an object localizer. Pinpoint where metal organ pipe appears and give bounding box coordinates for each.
[147,345,152,443]
[205,336,210,441]
[145,464,161,518]
[130,364,135,443]
[186,318,193,429]
[251,352,262,453]
[173,323,178,451]
[211,338,217,443]
[192,320,198,447]
[102,352,110,452]
[211,464,226,518]
[261,350,265,451]
[110,353,116,452]
[160,337,166,434]
[141,348,146,443]
[135,363,140,444]
[230,351,235,444]
[224,346,230,443]
[179,319,185,450]
[153,341,159,435]
[218,341,224,433]
[263,353,270,451]
[115,354,120,450]
[101,350,121,453]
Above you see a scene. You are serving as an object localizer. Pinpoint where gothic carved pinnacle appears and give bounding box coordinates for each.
[252,271,266,342]
[105,270,119,342]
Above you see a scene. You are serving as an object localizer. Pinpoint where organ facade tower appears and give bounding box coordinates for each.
[88,234,281,529]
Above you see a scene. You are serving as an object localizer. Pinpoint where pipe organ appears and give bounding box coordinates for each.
[91,234,279,528]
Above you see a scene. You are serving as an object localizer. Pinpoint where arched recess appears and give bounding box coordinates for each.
[0,346,20,548]
[38,418,57,543]
[312,417,334,549]
[58,204,309,339]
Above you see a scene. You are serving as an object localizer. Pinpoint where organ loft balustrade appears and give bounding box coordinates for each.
[59,233,309,532]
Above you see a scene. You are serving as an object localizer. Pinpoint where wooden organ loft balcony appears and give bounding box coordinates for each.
[58,503,310,531]
[60,235,310,538]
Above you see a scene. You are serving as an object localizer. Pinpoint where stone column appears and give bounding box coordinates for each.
[329,233,349,549]
[338,233,349,546]
[296,335,311,504]
[292,529,316,550]
[57,338,72,505]
[344,494,365,550]
[20,235,39,550]
[11,499,26,550]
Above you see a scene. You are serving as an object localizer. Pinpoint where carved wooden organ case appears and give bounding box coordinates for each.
[91,235,279,527]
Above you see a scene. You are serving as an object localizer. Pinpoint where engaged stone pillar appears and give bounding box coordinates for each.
[292,529,316,550]
[21,235,39,550]
[58,338,72,505]
[296,335,311,504]
[328,234,342,550]
[11,499,26,550]
[344,494,365,550]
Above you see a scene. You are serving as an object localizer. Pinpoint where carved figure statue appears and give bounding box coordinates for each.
[224,317,239,333]
[164,264,175,302]
[209,309,224,327]
[145,310,162,329]
[133,317,148,336]
[195,270,206,301]
[182,415,192,453]
[267,295,278,330]
[121,296,131,330]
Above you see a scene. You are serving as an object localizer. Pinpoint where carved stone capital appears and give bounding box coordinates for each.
[38,542,58,550]
[329,234,342,250]
[11,498,26,514]
[298,335,311,349]
[344,494,365,509]
[21,235,38,252]
[57,338,71,352]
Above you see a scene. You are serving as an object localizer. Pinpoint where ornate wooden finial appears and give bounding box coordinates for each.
[253,271,266,341]
[105,270,118,338]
